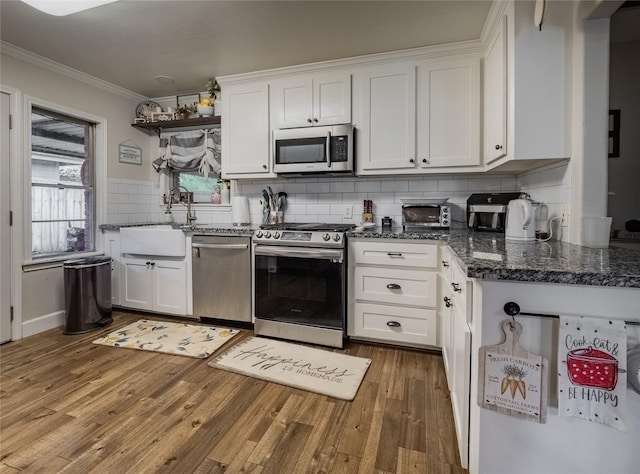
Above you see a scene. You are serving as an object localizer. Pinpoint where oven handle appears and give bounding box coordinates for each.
[254,245,343,262]
[192,243,249,250]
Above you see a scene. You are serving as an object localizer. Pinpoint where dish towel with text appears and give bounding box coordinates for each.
[558,315,627,431]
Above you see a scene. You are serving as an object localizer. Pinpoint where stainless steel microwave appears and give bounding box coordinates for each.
[273,124,354,175]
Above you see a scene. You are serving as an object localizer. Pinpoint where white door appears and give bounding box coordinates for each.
[313,72,351,126]
[152,259,187,315]
[417,58,481,167]
[221,82,273,177]
[121,257,153,311]
[1,92,12,343]
[484,16,508,163]
[271,77,313,129]
[358,63,416,171]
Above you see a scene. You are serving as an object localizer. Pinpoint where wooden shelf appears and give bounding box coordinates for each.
[132,115,221,134]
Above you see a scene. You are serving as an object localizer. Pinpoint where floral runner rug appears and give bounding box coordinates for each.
[93,319,239,359]
[209,336,371,400]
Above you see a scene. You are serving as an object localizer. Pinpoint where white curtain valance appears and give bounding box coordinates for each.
[152,128,221,178]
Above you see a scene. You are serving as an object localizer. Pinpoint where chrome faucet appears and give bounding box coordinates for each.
[170,186,196,225]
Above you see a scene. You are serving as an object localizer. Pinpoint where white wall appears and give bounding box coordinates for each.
[608,40,640,230]
[517,161,572,241]
[0,47,149,331]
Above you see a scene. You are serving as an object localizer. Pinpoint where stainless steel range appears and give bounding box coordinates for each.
[252,223,354,348]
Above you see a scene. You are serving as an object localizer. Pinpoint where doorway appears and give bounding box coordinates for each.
[608,4,640,235]
[1,91,12,343]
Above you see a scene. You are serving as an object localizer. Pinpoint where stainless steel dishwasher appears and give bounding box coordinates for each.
[192,235,251,322]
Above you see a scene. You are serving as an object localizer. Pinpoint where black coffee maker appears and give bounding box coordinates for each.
[466,192,524,232]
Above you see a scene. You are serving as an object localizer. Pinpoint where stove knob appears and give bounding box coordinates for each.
[256,231,263,238]
[333,233,341,242]
[264,231,271,238]
[322,233,330,241]
[273,232,281,239]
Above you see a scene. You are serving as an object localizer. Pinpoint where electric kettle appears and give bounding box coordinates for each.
[505,199,536,241]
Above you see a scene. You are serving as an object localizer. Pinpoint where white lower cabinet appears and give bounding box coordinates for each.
[121,256,187,316]
[348,239,440,347]
[102,230,121,306]
[439,246,472,469]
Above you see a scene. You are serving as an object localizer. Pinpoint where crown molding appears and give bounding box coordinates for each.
[480,0,510,45]
[217,39,484,86]
[1,41,147,102]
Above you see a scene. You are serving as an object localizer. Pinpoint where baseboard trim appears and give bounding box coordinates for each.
[22,310,64,338]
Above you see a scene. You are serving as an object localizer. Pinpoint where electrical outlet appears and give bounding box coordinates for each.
[344,205,353,219]
[560,206,568,226]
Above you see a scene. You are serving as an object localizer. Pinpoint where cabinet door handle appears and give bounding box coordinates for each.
[262,164,267,170]
[422,158,428,163]
[451,282,462,293]
[313,118,318,123]
[387,252,403,257]
[386,321,401,328]
[409,158,415,163]
[307,118,313,123]
[495,144,503,150]
[444,296,453,308]
[149,262,155,267]
[386,283,401,290]
[442,260,449,267]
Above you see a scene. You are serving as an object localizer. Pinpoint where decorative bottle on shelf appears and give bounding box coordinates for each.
[211,186,222,204]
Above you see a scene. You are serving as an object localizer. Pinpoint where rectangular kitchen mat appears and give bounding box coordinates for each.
[93,319,239,359]
[209,336,371,400]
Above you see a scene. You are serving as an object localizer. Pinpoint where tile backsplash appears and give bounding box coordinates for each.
[107,162,570,240]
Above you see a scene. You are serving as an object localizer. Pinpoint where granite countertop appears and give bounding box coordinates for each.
[347,227,640,288]
[101,223,640,288]
[99,222,256,236]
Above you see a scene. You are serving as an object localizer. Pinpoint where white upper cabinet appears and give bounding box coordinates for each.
[221,82,275,179]
[355,57,480,175]
[356,63,417,173]
[271,72,351,129]
[483,1,570,170]
[484,15,508,164]
[417,58,481,168]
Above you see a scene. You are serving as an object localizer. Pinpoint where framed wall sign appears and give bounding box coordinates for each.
[151,111,174,122]
[119,141,142,165]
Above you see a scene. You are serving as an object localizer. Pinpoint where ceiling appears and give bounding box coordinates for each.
[0,0,493,98]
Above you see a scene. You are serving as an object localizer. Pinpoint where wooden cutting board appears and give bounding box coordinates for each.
[478,319,548,423]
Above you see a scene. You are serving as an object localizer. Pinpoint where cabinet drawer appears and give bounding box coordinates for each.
[353,303,437,346]
[351,240,439,268]
[354,266,437,307]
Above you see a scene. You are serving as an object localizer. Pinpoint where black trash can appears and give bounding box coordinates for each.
[63,256,113,334]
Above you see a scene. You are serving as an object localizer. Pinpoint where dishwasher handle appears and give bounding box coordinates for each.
[192,243,249,250]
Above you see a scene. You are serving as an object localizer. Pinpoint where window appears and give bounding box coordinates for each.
[172,170,220,203]
[30,107,96,259]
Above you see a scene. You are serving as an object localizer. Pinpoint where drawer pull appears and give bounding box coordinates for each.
[387,252,403,257]
[451,282,462,293]
[442,260,449,267]
[386,321,402,328]
[444,296,453,308]
[386,283,401,290]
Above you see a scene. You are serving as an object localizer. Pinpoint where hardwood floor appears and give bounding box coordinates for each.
[0,311,466,473]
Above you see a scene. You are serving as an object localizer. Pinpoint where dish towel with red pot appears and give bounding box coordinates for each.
[558,315,627,431]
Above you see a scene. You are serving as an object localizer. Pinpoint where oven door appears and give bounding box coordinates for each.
[254,245,345,332]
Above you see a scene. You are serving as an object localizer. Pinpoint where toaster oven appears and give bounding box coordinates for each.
[401,199,450,230]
